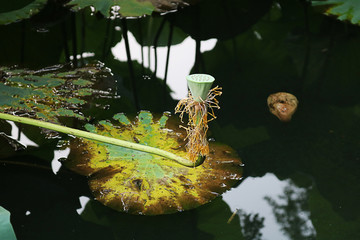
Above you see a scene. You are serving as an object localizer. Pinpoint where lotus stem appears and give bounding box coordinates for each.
[0,112,202,167]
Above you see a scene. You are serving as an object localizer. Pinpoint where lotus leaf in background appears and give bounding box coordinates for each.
[0,206,17,240]
[0,0,47,25]
[79,197,243,239]
[67,0,195,18]
[68,8,123,63]
[64,111,243,215]
[0,63,114,124]
[312,0,360,25]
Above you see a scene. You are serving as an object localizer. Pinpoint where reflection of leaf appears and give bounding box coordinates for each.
[0,21,64,67]
[80,197,244,239]
[312,0,360,25]
[265,183,316,240]
[0,206,17,240]
[0,164,111,239]
[0,0,47,25]
[69,8,122,62]
[197,197,244,240]
[212,124,270,149]
[244,101,360,229]
[238,210,265,240]
[65,111,243,215]
[105,57,176,112]
[199,0,360,132]
[167,0,273,40]
[127,16,187,47]
[198,23,298,127]
[0,63,114,124]
[309,187,360,240]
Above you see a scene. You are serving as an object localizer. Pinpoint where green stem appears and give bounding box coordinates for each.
[0,113,203,167]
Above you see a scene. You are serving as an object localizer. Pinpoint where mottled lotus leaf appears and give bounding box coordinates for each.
[312,0,360,25]
[64,111,243,215]
[0,63,112,124]
[0,206,16,240]
[66,0,193,18]
[0,0,47,25]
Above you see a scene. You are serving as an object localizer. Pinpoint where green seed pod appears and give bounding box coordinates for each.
[187,74,215,102]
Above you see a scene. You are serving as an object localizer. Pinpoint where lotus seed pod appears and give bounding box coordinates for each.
[186,74,215,102]
[267,92,299,122]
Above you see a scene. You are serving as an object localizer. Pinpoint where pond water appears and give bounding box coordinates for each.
[1,1,360,240]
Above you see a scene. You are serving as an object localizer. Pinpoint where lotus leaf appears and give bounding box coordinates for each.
[67,0,192,18]
[312,0,360,25]
[126,16,187,47]
[64,111,243,215]
[0,0,47,25]
[0,63,113,124]
[0,206,16,240]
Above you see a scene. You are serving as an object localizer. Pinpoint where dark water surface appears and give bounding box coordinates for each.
[1,0,360,239]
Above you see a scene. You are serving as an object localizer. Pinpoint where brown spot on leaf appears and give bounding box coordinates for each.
[132,179,143,191]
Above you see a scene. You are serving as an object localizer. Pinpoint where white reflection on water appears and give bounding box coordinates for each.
[7,120,70,175]
[51,148,70,175]
[222,173,316,240]
[112,32,217,100]
[7,121,38,147]
[77,196,91,215]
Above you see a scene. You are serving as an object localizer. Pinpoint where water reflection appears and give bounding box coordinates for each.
[265,183,316,240]
[51,148,70,174]
[111,32,217,99]
[76,196,91,215]
[223,173,316,240]
[7,121,38,148]
[238,209,265,240]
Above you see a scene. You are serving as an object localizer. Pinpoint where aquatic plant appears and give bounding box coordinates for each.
[0,110,242,215]
[312,0,360,25]
[0,63,110,125]
[0,65,242,215]
[0,206,16,240]
[0,64,197,166]
[0,0,47,25]
[175,74,222,162]
[65,111,242,215]
[0,111,201,167]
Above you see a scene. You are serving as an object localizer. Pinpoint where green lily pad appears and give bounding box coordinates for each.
[66,0,193,18]
[0,0,47,25]
[64,111,243,215]
[312,0,360,25]
[0,206,16,240]
[0,63,113,124]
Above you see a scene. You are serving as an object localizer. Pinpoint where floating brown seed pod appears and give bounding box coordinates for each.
[267,92,299,122]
